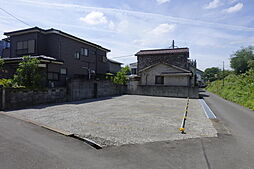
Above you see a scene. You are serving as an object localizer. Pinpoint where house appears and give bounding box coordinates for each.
[127,47,198,98]
[135,48,196,87]
[107,59,122,74]
[0,27,113,87]
[196,69,204,86]
[138,63,192,86]
[129,62,137,75]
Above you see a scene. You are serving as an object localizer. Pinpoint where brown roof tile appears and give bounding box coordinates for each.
[135,48,189,56]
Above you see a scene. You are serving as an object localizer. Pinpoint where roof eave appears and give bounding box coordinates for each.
[4,27,42,36]
[3,27,111,52]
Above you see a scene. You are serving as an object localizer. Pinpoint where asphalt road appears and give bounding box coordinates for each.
[0,91,254,169]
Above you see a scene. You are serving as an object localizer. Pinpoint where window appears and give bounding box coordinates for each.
[48,72,59,81]
[16,40,35,55]
[131,68,137,75]
[155,76,164,85]
[60,68,67,75]
[27,40,35,53]
[74,51,80,59]
[81,48,88,56]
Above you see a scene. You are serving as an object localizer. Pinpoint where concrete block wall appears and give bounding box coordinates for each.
[128,80,199,98]
[1,87,67,110]
[139,85,198,98]
[0,88,2,109]
[68,79,127,101]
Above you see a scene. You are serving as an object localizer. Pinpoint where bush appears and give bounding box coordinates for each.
[206,69,254,110]
[13,56,42,89]
[110,66,130,85]
[0,79,14,88]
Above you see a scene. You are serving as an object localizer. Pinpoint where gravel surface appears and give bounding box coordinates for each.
[8,95,217,147]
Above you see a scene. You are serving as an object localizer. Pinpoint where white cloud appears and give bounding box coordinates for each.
[224,3,243,13]
[156,0,170,5]
[150,23,176,35]
[108,21,115,30]
[116,20,129,32]
[229,36,254,45]
[18,0,254,32]
[205,0,222,9]
[228,0,238,3]
[133,23,176,47]
[80,11,108,25]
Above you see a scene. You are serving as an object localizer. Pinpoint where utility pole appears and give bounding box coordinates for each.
[170,40,175,49]
[222,61,225,87]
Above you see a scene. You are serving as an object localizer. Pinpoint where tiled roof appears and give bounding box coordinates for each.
[135,48,189,56]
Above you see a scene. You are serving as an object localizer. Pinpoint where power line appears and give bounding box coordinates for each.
[0,7,32,27]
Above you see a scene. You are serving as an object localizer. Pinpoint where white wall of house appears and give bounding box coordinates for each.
[164,76,188,86]
[140,64,190,86]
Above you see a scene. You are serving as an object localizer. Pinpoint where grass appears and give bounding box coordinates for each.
[206,69,254,111]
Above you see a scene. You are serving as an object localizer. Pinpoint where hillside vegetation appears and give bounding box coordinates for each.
[206,69,254,111]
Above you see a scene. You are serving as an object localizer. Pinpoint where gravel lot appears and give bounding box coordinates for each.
[8,95,217,147]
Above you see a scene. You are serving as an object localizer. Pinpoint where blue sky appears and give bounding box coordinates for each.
[1,0,254,70]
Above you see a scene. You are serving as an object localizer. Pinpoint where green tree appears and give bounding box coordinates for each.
[204,67,221,82]
[13,56,42,88]
[247,59,254,69]
[230,46,254,74]
[112,66,130,85]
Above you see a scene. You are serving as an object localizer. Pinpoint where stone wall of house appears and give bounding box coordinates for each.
[0,87,67,110]
[68,79,127,101]
[137,54,188,72]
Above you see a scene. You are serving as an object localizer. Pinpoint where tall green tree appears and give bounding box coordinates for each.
[13,56,42,88]
[112,66,130,85]
[230,46,254,74]
[203,67,221,82]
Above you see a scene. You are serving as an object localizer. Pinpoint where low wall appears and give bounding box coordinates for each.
[129,85,198,98]
[128,79,199,98]
[0,88,2,109]
[1,87,67,110]
[68,79,127,101]
[0,79,127,110]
